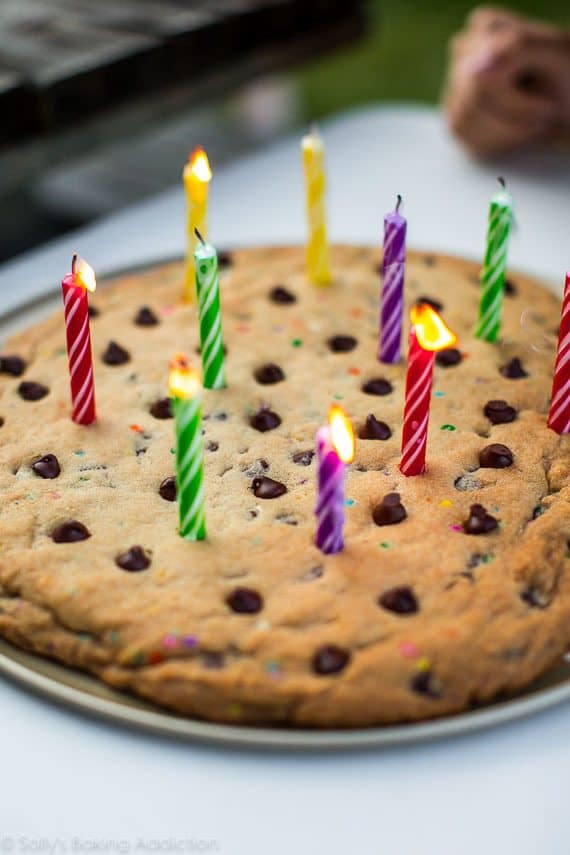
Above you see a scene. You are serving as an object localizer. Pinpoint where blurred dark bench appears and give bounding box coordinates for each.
[0,0,366,147]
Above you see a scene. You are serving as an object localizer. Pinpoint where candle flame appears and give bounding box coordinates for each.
[168,353,201,399]
[189,147,212,183]
[411,304,457,352]
[75,259,96,293]
[328,405,355,463]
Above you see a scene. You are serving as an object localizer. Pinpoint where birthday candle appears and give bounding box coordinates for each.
[548,272,570,434]
[302,126,331,285]
[379,195,407,363]
[315,406,354,554]
[194,230,226,390]
[401,304,457,476]
[169,355,206,541]
[183,148,212,302]
[474,178,513,342]
[61,255,97,425]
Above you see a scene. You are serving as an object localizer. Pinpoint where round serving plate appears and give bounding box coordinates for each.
[1,638,570,749]
[1,256,570,751]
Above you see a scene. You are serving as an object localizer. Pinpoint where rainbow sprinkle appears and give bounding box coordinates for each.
[399,641,420,659]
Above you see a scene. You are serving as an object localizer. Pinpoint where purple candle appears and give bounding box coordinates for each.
[379,195,407,364]
[315,406,354,554]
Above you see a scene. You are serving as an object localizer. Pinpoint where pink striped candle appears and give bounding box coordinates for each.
[379,195,407,363]
[400,304,457,476]
[62,255,97,425]
[548,272,570,434]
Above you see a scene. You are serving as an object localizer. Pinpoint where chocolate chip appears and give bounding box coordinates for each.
[504,278,518,297]
[372,492,407,526]
[379,586,418,615]
[416,296,443,312]
[410,671,441,699]
[116,545,151,572]
[312,645,350,675]
[252,476,287,499]
[328,335,357,353]
[217,250,233,269]
[254,363,285,385]
[292,450,314,466]
[362,377,393,396]
[150,398,173,419]
[521,587,550,609]
[269,285,296,304]
[484,400,517,424]
[88,304,100,318]
[32,454,60,479]
[102,341,130,366]
[0,417,4,428]
[479,443,513,468]
[423,255,436,267]
[226,587,263,614]
[359,414,391,440]
[52,520,91,543]
[500,357,527,379]
[250,408,281,432]
[436,348,462,368]
[134,306,159,326]
[206,441,219,452]
[0,355,26,377]
[463,504,499,535]
[159,476,176,502]
[18,381,49,401]
[201,651,225,669]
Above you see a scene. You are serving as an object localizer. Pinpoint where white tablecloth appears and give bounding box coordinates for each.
[1,106,570,854]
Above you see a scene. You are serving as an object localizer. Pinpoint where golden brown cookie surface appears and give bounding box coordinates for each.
[1,246,569,727]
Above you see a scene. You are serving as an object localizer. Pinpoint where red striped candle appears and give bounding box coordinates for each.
[62,255,97,425]
[548,272,570,434]
[400,304,457,476]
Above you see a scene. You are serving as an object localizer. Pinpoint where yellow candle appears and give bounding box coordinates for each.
[302,126,331,286]
[183,147,212,301]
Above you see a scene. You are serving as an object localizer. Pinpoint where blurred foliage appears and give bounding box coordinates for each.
[297,0,570,117]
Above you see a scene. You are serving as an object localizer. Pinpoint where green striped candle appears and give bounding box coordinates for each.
[194,230,226,389]
[474,178,513,342]
[169,355,206,541]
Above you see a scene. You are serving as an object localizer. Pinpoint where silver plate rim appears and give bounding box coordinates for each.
[2,641,570,750]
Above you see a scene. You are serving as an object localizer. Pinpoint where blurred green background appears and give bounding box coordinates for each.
[298,0,570,118]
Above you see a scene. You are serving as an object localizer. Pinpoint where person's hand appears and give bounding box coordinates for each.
[444,6,570,156]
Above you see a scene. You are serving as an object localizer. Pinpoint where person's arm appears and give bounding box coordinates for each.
[443,6,570,157]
